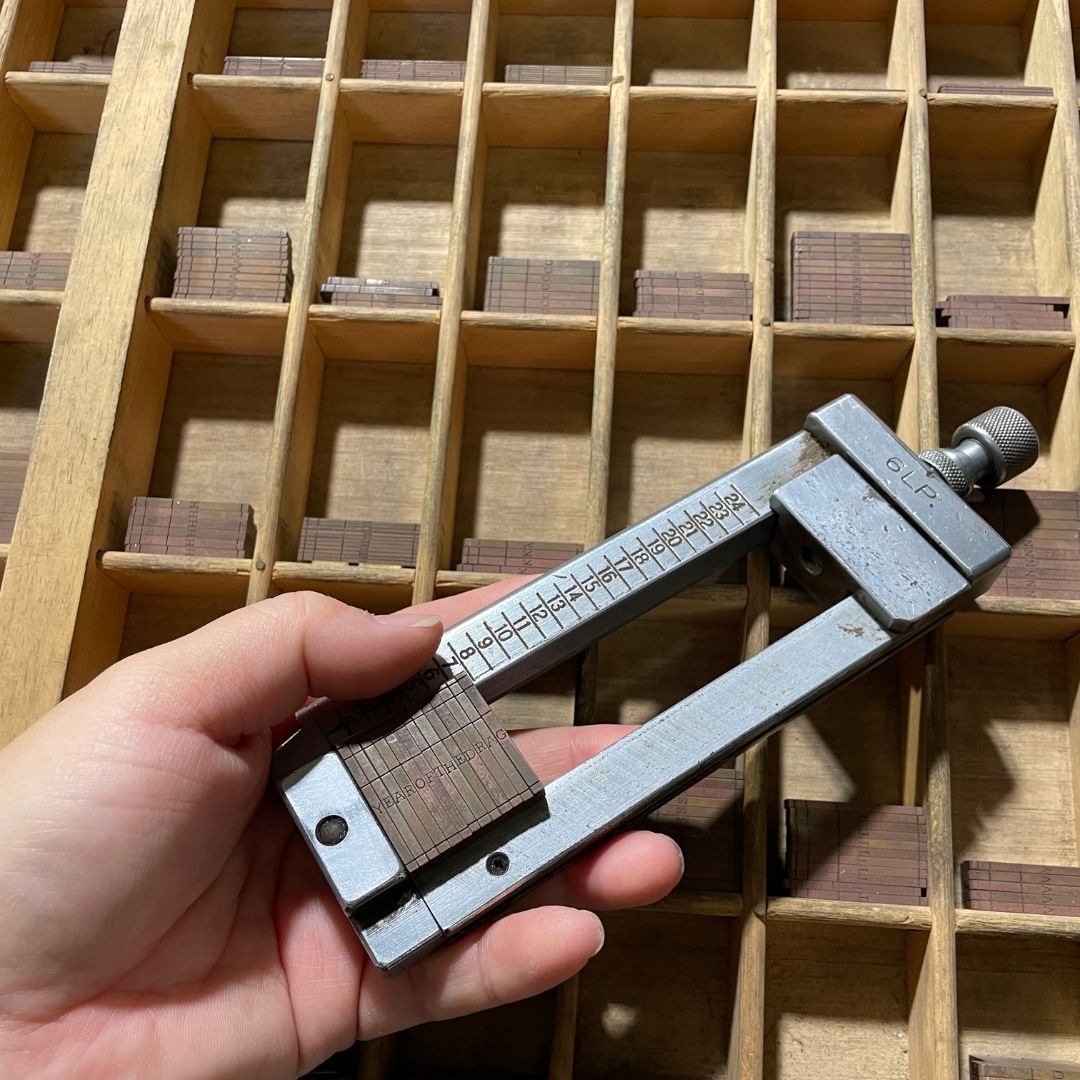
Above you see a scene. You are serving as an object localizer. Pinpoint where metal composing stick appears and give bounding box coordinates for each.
[274,395,1038,972]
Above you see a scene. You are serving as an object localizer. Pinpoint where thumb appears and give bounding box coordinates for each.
[82,592,443,743]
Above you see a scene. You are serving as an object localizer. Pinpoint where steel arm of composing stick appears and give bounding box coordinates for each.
[356,596,927,970]
[275,394,1027,971]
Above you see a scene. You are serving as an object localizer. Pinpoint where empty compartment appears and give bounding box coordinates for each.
[495,13,615,79]
[929,106,1065,303]
[631,6,751,88]
[3,133,95,252]
[303,359,434,539]
[474,147,607,305]
[622,109,754,316]
[957,935,1080,1067]
[575,911,736,1079]
[925,0,1054,92]
[145,351,279,539]
[947,632,1078,878]
[775,98,911,321]
[778,0,907,91]
[765,922,915,1079]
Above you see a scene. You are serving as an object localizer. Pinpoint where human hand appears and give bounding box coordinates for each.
[0,583,683,1078]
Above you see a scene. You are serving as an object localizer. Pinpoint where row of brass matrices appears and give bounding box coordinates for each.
[0,251,69,293]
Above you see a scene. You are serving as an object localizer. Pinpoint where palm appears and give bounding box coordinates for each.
[0,586,682,1077]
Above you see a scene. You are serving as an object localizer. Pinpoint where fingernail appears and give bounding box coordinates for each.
[375,612,443,629]
[589,912,605,957]
[668,835,686,880]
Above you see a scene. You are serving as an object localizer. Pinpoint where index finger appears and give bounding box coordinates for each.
[410,575,535,628]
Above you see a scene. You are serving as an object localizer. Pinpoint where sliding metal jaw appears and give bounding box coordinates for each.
[274,394,1035,973]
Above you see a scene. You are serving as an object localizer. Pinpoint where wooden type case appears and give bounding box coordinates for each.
[1,0,1080,1076]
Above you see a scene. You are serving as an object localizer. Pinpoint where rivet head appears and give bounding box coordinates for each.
[316,815,349,845]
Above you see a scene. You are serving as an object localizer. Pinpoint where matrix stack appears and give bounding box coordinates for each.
[172,227,292,303]
[641,767,743,892]
[222,56,324,77]
[785,800,928,905]
[0,451,29,544]
[790,231,912,325]
[360,59,465,80]
[0,251,69,292]
[504,64,611,84]
[935,294,1070,330]
[962,860,1080,917]
[297,518,420,568]
[969,1055,1080,1079]
[976,489,1080,601]
[123,498,255,558]
[319,276,441,310]
[634,269,753,320]
[484,257,599,315]
[456,538,583,574]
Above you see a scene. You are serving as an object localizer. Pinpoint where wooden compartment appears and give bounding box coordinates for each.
[924,0,1055,93]
[145,350,279,535]
[622,95,754,316]
[2,132,95,251]
[777,0,907,91]
[575,910,736,1080]
[303,359,434,536]
[946,632,1078,878]
[361,3,471,67]
[52,2,126,64]
[392,993,558,1080]
[774,96,911,322]
[957,935,1080,1069]
[768,650,914,883]
[631,3,752,88]
[451,365,593,559]
[226,4,331,64]
[936,356,1078,490]
[595,608,743,726]
[0,341,50,458]
[494,10,614,78]
[772,369,905,445]
[606,368,748,533]
[473,144,608,301]
[193,137,313,254]
[326,142,456,285]
[764,922,916,1080]
[119,594,243,658]
[928,104,1066,301]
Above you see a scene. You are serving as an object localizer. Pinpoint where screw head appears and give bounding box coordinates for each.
[486,852,510,876]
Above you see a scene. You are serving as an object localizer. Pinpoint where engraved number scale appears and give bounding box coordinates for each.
[274,394,1038,972]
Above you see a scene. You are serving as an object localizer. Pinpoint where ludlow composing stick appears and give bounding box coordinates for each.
[274,395,1038,972]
